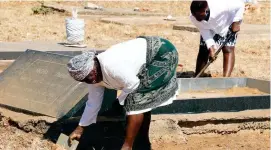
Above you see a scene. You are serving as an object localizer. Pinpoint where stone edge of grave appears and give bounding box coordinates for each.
[99,17,190,26]
[172,24,270,41]
[151,109,270,122]
[0,41,103,52]
[173,24,199,32]
[100,18,126,26]
[0,41,106,60]
[173,24,270,33]
[77,7,166,16]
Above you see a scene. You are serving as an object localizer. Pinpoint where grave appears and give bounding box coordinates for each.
[0,50,270,118]
[0,50,269,149]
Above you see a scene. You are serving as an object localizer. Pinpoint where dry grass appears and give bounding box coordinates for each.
[243,2,270,24]
[54,1,270,24]
[0,1,270,80]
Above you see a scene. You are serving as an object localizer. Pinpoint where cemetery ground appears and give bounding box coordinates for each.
[0,1,270,150]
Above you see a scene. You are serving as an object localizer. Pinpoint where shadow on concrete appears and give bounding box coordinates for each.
[43,87,129,150]
[176,71,212,78]
[43,101,126,150]
[43,99,152,150]
[44,119,126,150]
[44,95,133,150]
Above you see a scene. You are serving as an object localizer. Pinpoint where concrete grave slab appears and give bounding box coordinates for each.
[0,41,105,60]
[101,16,190,26]
[173,24,270,34]
[0,50,89,118]
[78,7,166,16]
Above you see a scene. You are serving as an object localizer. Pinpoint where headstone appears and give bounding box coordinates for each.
[0,50,89,118]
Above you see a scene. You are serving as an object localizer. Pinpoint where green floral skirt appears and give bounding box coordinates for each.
[124,36,179,112]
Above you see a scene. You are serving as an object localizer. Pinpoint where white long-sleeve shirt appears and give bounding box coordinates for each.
[79,38,147,126]
[79,38,178,126]
[190,0,245,49]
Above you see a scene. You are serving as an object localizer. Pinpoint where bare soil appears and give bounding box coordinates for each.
[0,115,269,150]
[0,125,54,150]
[0,60,13,73]
[152,130,270,150]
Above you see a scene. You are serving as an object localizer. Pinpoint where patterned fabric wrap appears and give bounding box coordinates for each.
[124,36,179,112]
[200,31,238,48]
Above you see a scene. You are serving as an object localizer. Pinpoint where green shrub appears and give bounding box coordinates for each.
[32,6,54,15]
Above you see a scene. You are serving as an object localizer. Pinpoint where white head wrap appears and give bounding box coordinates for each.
[67,51,96,81]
